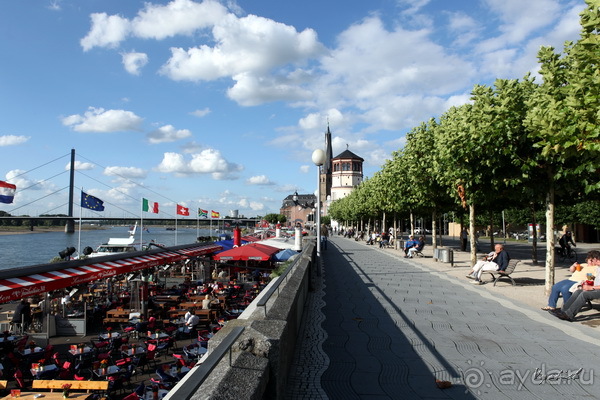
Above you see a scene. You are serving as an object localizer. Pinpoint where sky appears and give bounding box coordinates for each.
[0,0,586,220]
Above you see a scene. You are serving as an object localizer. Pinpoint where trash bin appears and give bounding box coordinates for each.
[396,240,404,251]
[441,248,454,264]
[433,248,440,260]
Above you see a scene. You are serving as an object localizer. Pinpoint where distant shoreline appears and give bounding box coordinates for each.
[0,226,107,235]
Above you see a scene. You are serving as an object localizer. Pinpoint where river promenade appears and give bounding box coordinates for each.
[286,235,600,399]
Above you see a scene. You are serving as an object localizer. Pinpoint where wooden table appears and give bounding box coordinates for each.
[0,393,90,400]
[106,309,129,317]
[178,302,200,309]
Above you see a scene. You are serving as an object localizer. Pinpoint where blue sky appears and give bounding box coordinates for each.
[0,0,585,219]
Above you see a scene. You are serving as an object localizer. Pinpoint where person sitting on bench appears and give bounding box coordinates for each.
[466,244,510,284]
[404,235,418,257]
[407,236,425,258]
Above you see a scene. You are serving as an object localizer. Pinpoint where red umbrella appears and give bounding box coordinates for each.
[212,243,280,261]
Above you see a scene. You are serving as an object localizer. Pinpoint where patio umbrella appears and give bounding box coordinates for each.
[213,239,248,253]
[273,248,299,262]
[212,242,280,261]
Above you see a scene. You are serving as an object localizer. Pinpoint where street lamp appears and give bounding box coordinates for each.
[312,149,326,266]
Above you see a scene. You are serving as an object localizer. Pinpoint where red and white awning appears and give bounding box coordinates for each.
[0,243,222,303]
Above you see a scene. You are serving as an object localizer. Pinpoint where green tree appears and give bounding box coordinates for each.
[524,0,600,293]
[263,213,286,224]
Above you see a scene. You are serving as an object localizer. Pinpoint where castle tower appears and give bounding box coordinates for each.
[330,146,364,202]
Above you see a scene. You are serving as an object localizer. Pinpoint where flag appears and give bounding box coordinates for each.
[211,210,220,218]
[142,198,159,213]
[176,204,190,216]
[0,180,16,204]
[198,208,208,218]
[81,191,105,211]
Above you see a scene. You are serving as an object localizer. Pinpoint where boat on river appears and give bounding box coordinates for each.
[88,223,140,257]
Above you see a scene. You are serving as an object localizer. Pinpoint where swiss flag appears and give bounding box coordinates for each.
[176,204,190,216]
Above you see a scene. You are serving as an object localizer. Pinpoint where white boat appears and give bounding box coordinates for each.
[87,223,140,257]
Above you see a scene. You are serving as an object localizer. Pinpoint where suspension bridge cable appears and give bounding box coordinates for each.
[7,152,71,181]
[76,153,183,205]
[18,170,70,192]
[9,186,70,214]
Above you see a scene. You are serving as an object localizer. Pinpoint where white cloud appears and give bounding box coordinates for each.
[159,13,324,81]
[147,125,192,144]
[80,13,130,51]
[156,149,243,179]
[62,107,144,133]
[0,135,29,146]
[247,175,274,185]
[227,72,313,106]
[190,108,211,117]
[104,166,147,179]
[299,165,310,173]
[80,0,228,51]
[65,161,95,171]
[481,0,561,47]
[121,52,149,75]
[48,0,61,11]
[131,0,227,40]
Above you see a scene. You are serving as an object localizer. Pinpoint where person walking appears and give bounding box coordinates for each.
[320,224,329,251]
[460,228,468,251]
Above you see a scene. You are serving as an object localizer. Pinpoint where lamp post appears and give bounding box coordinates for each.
[312,149,326,267]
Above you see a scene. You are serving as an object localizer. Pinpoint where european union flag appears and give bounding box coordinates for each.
[81,191,105,211]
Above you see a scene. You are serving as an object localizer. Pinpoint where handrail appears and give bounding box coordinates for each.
[163,326,245,400]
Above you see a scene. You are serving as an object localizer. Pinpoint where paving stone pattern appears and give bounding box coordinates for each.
[286,237,600,399]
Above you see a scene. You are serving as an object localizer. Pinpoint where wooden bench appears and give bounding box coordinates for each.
[482,259,520,286]
[33,380,109,393]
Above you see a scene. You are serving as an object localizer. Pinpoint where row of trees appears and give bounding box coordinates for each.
[328,0,600,294]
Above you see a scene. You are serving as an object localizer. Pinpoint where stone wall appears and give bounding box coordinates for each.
[174,241,316,400]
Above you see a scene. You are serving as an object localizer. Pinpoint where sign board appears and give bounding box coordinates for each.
[55,316,86,336]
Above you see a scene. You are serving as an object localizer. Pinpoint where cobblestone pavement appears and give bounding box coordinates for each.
[286,236,600,399]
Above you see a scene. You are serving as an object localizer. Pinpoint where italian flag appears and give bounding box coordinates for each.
[142,198,159,213]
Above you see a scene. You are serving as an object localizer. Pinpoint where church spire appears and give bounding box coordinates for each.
[324,123,333,175]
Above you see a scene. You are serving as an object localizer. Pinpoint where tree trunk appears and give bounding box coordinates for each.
[469,204,477,266]
[410,211,414,236]
[545,177,555,296]
[393,212,397,247]
[531,202,538,265]
[382,212,386,234]
[431,210,437,250]
[489,210,495,250]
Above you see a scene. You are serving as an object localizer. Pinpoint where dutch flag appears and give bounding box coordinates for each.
[0,180,16,204]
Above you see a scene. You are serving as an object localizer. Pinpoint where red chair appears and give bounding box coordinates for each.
[122,392,140,400]
[146,344,159,370]
[58,361,74,379]
[116,357,132,367]
[13,369,27,389]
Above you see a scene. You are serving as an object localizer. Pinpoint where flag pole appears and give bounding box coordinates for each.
[140,198,144,249]
[175,216,178,246]
[196,207,199,239]
[78,188,83,257]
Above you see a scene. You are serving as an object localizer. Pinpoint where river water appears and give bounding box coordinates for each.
[0,226,223,270]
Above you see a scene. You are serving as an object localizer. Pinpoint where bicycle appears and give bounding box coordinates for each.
[556,246,577,263]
